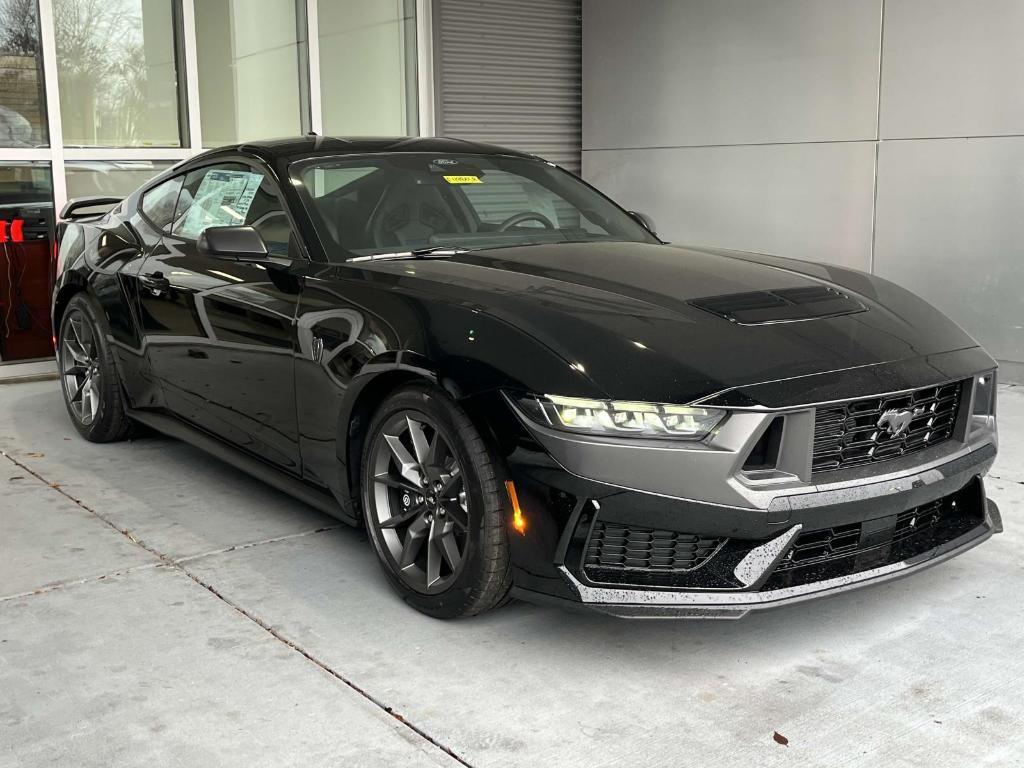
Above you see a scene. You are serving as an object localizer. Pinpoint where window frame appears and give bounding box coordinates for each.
[154,155,310,261]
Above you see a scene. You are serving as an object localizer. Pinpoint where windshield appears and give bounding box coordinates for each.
[290,153,657,258]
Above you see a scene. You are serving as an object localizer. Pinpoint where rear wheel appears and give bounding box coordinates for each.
[361,383,512,618]
[58,294,133,442]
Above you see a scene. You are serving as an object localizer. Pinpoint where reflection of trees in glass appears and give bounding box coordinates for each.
[0,0,47,146]
[0,0,41,54]
[55,0,179,147]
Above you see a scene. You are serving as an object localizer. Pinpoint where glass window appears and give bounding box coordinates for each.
[140,174,182,229]
[53,0,182,147]
[292,154,656,258]
[318,0,416,136]
[0,0,48,147]
[0,162,54,361]
[65,160,175,199]
[195,0,305,147]
[172,163,295,256]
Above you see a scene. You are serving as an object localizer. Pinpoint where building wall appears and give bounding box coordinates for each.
[582,0,1024,380]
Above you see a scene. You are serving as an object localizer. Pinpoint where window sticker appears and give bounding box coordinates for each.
[442,175,482,184]
[180,169,264,238]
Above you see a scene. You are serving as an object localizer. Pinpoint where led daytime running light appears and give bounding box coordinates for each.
[534,394,725,439]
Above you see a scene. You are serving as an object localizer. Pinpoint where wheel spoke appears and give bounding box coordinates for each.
[71,375,87,404]
[64,337,89,365]
[425,430,446,468]
[426,517,443,587]
[62,361,88,377]
[379,502,426,529]
[440,465,461,495]
[438,528,462,571]
[398,512,429,568]
[80,317,95,358]
[384,433,422,486]
[442,499,468,532]
[373,470,420,495]
[406,416,431,466]
[68,315,82,347]
[87,375,100,421]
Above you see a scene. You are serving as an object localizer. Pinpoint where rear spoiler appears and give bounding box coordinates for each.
[59,196,122,222]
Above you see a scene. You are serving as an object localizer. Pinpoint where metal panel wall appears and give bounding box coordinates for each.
[880,0,1024,139]
[874,137,1024,374]
[583,142,876,270]
[584,0,881,150]
[434,0,582,172]
[582,0,1024,377]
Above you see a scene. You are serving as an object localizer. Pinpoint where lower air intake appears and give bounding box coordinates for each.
[584,522,723,574]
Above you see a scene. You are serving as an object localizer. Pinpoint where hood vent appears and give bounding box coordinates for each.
[690,286,865,325]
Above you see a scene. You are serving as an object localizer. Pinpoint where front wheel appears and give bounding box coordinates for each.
[360,383,512,618]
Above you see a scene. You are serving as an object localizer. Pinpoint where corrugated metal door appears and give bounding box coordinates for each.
[434,0,582,173]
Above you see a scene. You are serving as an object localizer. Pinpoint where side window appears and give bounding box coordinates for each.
[171,163,298,257]
[140,176,184,231]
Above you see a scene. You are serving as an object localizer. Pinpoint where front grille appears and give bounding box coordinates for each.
[584,522,723,574]
[812,381,964,473]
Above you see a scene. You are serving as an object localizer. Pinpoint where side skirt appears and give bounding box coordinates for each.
[127,408,356,524]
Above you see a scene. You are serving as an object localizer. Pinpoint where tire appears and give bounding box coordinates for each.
[57,293,134,443]
[360,382,512,618]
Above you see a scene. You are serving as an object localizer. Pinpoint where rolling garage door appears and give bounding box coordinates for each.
[434,0,582,173]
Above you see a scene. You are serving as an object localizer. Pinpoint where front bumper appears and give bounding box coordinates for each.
[551,495,1000,618]
[503,372,1002,618]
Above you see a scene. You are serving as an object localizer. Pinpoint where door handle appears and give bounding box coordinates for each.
[140,271,171,296]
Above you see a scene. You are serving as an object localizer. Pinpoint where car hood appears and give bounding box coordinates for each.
[354,241,979,403]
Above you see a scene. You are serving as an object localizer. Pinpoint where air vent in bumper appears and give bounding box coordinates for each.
[584,522,723,578]
[766,480,984,589]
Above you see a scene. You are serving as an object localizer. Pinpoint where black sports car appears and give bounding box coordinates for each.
[53,136,1001,619]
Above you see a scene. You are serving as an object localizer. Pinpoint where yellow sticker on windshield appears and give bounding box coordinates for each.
[443,175,482,184]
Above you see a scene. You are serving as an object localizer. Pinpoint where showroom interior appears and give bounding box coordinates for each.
[1,0,1022,765]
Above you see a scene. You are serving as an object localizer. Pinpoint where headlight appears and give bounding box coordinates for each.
[514,393,726,440]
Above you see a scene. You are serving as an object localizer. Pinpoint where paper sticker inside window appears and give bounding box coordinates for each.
[180,170,264,238]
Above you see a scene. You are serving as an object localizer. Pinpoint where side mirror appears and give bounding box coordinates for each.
[60,196,122,221]
[628,210,658,237]
[197,225,268,260]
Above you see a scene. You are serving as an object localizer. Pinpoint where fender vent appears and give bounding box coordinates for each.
[691,286,865,325]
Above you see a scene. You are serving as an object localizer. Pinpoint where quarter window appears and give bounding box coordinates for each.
[140,175,183,230]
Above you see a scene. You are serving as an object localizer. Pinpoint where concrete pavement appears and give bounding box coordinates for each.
[2,379,1022,767]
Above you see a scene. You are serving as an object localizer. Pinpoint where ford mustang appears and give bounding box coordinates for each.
[52,136,1001,618]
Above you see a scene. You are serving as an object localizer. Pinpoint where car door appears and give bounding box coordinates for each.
[135,159,304,473]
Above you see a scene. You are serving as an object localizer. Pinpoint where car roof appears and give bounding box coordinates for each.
[201,135,539,164]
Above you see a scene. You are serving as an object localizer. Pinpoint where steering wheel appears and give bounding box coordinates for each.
[497,211,555,231]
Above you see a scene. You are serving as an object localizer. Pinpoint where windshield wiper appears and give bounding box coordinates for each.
[350,246,470,262]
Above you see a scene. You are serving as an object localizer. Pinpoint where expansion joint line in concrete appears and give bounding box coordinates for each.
[1,449,475,768]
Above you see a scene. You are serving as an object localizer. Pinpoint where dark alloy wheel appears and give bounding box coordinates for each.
[361,383,512,618]
[368,411,469,594]
[57,294,134,443]
[59,308,102,427]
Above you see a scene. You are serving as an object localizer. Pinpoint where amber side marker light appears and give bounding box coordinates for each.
[505,480,527,535]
